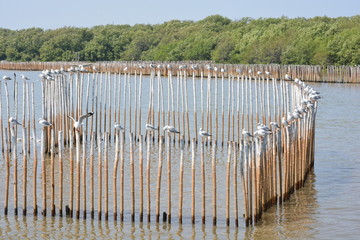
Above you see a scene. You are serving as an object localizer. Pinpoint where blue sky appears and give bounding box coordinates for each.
[1,0,359,30]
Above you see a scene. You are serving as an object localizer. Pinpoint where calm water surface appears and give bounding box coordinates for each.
[0,70,359,239]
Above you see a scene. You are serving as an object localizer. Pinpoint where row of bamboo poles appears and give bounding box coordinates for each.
[1,61,359,83]
[0,65,319,226]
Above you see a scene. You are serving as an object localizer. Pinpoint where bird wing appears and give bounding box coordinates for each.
[67,115,76,122]
[78,112,94,123]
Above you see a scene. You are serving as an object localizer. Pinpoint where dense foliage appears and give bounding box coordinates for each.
[1,15,359,65]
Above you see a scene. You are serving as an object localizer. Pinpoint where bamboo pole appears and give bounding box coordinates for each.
[146,132,151,222]
[82,131,87,219]
[130,132,135,222]
[191,138,196,224]
[212,142,217,226]
[156,136,164,222]
[50,129,55,216]
[139,134,144,222]
[75,130,81,219]
[120,131,125,221]
[41,128,46,216]
[201,141,205,224]
[104,132,109,220]
[32,128,38,215]
[167,134,172,223]
[226,142,231,226]
[90,132,95,218]
[58,131,64,217]
[178,136,185,224]
[4,130,10,215]
[98,133,102,220]
[113,130,120,220]
[68,129,74,217]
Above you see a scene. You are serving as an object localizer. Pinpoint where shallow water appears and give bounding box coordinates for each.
[0,70,359,239]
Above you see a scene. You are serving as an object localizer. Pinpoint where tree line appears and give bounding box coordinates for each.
[0,15,359,65]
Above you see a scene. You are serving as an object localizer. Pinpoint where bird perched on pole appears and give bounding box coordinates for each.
[146,123,159,131]
[67,112,94,130]
[163,125,180,134]
[9,117,22,126]
[38,118,52,127]
[199,128,212,138]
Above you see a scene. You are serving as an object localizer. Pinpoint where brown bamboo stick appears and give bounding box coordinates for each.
[178,136,185,224]
[226,142,231,226]
[41,128,46,216]
[75,130,81,219]
[58,131,64,217]
[113,130,120,220]
[146,132,151,222]
[191,138,196,224]
[90,132,95,218]
[139,134,144,222]
[4,129,10,215]
[156,136,164,222]
[104,132,109,220]
[50,129,55,216]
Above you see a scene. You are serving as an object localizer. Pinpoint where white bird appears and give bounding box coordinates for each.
[236,68,242,74]
[254,129,271,138]
[199,128,212,137]
[139,64,145,69]
[157,64,163,69]
[220,68,226,73]
[265,71,271,76]
[166,64,172,69]
[67,112,94,129]
[191,65,198,70]
[163,125,180,134]
[206,65,213,70]
[179,65,187,69]
[281,117,289,127]
[114,123,125,130]
[270,122,280,129]
[248,69,252,74]
[285,73,292,80]
[145,123,159,131]
[21,74,30,80]
[3,75,12,80]
[38,118,52,127]
[257,71,262,75]
[9,117,21,126]
[123,66,128,71]
[149,64,156,68]
[242,129,253,138]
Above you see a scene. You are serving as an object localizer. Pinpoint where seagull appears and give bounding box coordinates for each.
[236,69,242,74]
[248,69,252,75]
[254,129,271,138]
[149,64,156,68]
[145,123,159,131]
[220,68,226,73]
[270,122,280,129]
[191,65,198,70]
[3,75,12,80]
[285,73,292,80]
[167,64,172,69]
[139,64,145,69]
[199,128,212,138]
[281,117,289,127]
[163,125,180,134]
[38,118,52,127]
[242,129,253,138]
[265,71,271,76]
[21,75,30,80]
[123,66,128,72]
[114,123,125,130]
[257,71,262,75]
[67,112,94,129]
[9,117,22,126]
